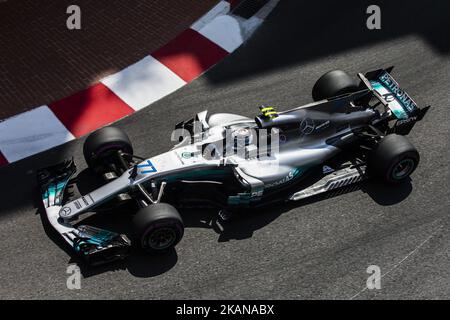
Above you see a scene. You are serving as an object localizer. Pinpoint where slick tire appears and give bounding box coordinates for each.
[132,203,184,253]
[312,70,359,101]
[83,126,133,172]
[369,134,420,184]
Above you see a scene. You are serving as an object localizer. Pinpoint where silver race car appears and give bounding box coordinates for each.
[38,67,429,266]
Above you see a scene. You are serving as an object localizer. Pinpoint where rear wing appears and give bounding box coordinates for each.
[358,67,430,122]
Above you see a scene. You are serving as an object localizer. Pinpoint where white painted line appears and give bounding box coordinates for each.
[195,0,280,53]
[194,14,263,53]
[191,0,230,31]
[101,56,186,111]
[195,15,244,53]
[241,16,264,39]
[0,106,75,162]
[254,0,281,20]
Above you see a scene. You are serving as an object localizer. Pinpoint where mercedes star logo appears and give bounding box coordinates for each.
[60,206,72,217]
[300,118,315,135]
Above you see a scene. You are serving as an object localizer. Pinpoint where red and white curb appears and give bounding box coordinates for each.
[0,0,279,167]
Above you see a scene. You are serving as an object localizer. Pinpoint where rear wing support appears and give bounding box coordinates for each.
[357,72,390,109]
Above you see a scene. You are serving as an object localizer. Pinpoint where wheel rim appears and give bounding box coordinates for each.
[146,227,177,250]
[392,158,415,180]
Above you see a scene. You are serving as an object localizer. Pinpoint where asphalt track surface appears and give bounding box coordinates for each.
[0,0,449,299]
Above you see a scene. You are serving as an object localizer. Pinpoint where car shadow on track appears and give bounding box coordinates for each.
[35,167,413,278]
[206,179,413,242]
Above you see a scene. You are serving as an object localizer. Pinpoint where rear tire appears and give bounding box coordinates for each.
[83,126,133,173]
[312,70,358,101]
[369,134,420,184]
[132,203,184,253]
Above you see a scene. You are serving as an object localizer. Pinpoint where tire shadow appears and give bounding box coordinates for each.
[361,178,413,206]
[37,202,179,279]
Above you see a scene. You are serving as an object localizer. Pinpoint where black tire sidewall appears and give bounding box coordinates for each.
[312,70,358,101]
[140,218,184,251]
[384,151,419,183]
[132,203,184,253]
[370,134,419,183]
[83,126,133,169]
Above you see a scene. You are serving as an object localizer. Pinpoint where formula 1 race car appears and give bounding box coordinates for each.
[38,67,429,266]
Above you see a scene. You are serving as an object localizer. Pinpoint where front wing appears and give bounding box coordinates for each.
[37,160,131,266]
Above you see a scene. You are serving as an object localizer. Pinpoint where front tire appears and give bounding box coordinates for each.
[132,203,184,253]
[369,134,420,184]
[83,126,133,173]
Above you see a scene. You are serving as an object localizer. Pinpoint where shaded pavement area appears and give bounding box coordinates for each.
[0,0,219,119]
